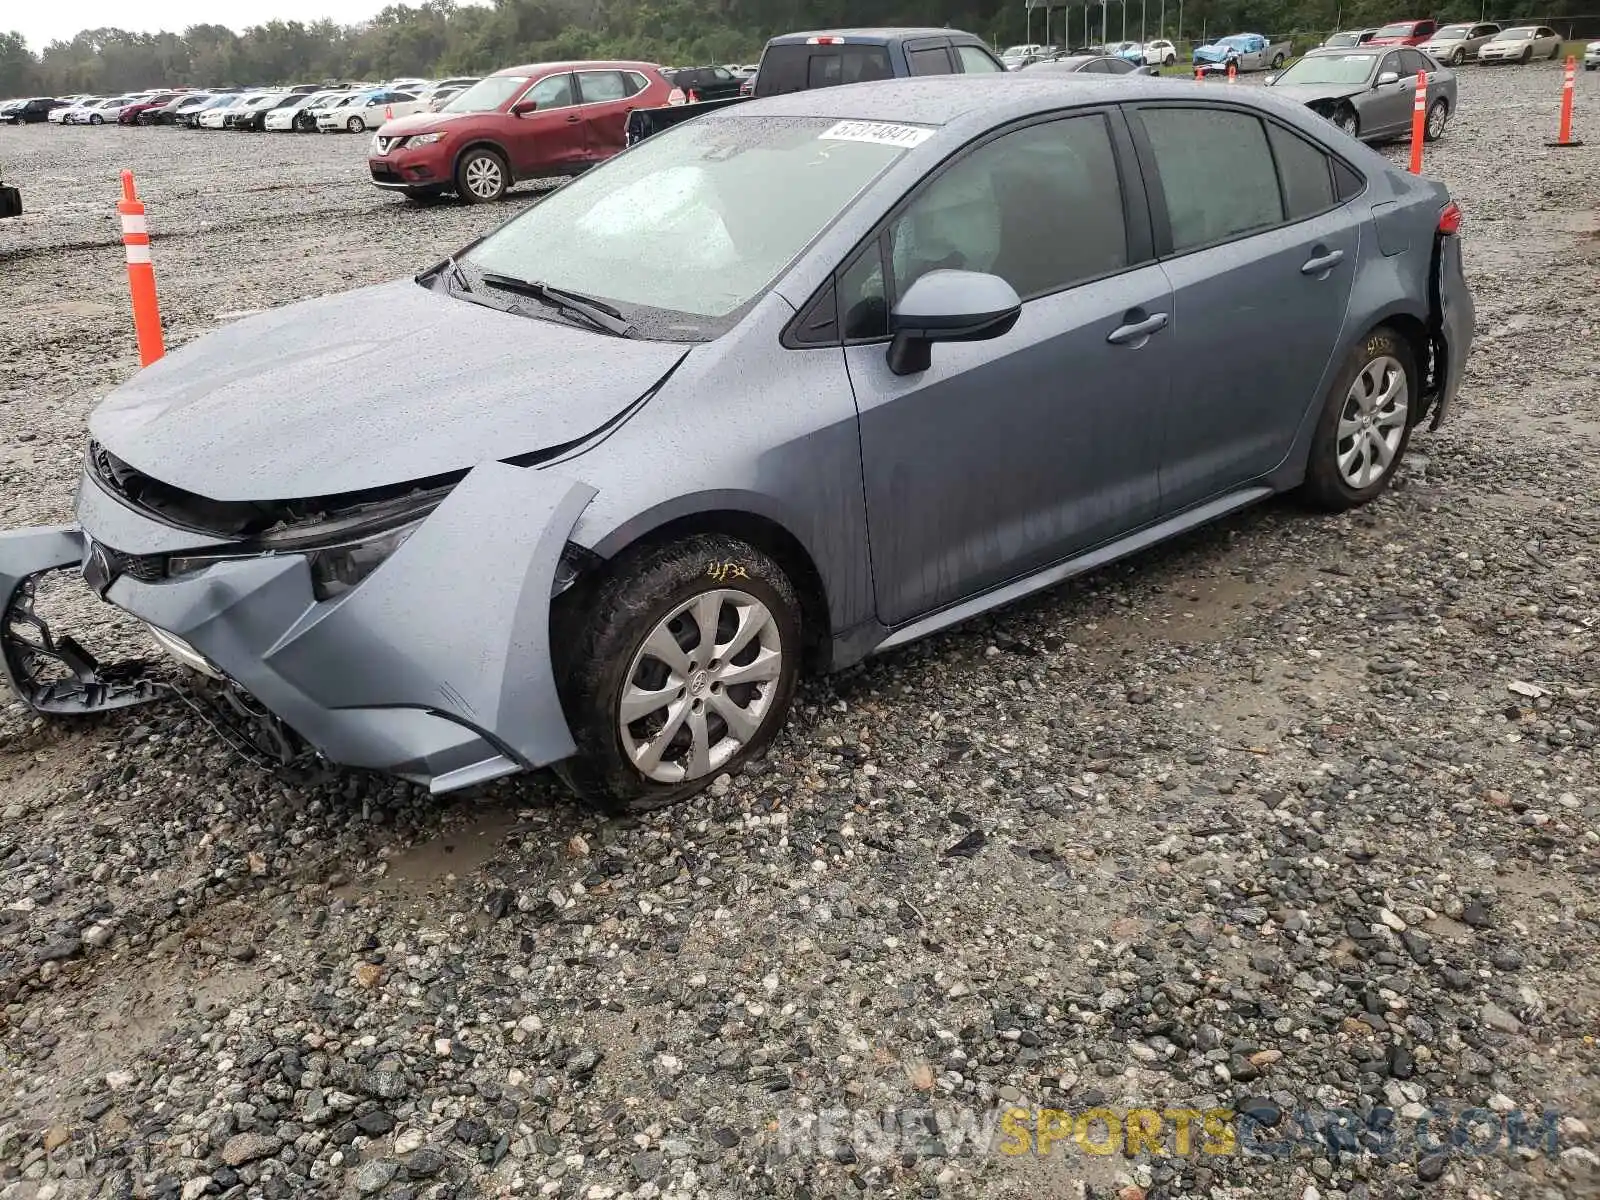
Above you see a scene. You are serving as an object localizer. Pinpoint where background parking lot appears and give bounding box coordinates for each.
[1,63,1598,1199]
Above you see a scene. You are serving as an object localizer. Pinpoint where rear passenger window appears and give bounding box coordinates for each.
[1267,123,1335,218]
[888,115,1128,303]
[1398,49,1430,75]
[577,71,628,103]
[908,46,956,75]
[1135,107,1282,252]
[956,45,1004,72]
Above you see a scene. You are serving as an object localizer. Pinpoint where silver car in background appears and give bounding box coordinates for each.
[0,76,1474,813]
[1265,47,1456,142]
[1420,22,1501,65]
[1477,26,1564,64]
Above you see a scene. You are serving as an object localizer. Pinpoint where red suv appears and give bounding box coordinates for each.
[367,61,671,203]
[1366,19,1438,45]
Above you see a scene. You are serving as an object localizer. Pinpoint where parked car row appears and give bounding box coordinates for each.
[1266,44,1458,142]
[0,77,481,132]
[1318,21,1569,65]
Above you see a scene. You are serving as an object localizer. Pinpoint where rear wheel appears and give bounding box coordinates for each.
[455,147,509,202]
[1425,98,1448,141]
[553,535,802,814]
[1299,328,1416,511]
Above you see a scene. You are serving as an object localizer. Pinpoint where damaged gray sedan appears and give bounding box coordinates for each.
[0,76,1473,810]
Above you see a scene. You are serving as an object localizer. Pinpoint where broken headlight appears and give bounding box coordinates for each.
[305,521,421,601]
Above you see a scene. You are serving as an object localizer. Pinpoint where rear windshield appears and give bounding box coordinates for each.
[757,44,894,95]
[459,114,920,337]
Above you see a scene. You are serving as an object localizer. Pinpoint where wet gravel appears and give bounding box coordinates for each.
[1,64,1598,1200]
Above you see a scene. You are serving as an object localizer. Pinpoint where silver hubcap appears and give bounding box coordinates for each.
[1337,354,1408,489]
[1337,112,1357,135]
[465,157,502,198]
[618,588,783,784]
[1428,103,1446,137]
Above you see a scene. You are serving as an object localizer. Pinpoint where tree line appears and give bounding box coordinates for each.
[1,0,1592,97]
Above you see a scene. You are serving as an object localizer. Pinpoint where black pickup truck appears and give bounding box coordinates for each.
[626,27,1006,145]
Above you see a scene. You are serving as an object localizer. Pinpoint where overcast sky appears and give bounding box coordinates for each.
[14,0,488,52]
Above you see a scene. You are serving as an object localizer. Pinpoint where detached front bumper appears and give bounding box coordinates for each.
[1,462,596,795]
[1428,233,1475,430]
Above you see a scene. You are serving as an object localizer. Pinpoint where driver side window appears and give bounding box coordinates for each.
[526,73,575,109]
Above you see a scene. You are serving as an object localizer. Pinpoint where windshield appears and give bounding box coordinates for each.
[1276,52,1378,84]
[1374,22,1418,37]
[1434,24,1472,38]
[442,76,527,113]
[1325,32,1360,45]
[458,115,916,338]
[1495,27,1535,39]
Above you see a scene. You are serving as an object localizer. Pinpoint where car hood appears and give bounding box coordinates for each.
[1266,82,1370,103]
[375,110,485,136]
[89,278,689,502]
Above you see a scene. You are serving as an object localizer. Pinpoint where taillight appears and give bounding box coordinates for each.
[1438,200,1462,235]
[666,87,686,106]
[807,35,843,44]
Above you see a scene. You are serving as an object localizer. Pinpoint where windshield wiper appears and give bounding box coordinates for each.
[477,272,635,337]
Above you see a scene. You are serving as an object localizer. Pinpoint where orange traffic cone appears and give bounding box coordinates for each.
[1194,64,1203,80]
[384,105,393,121]
[1227,60,1237,82]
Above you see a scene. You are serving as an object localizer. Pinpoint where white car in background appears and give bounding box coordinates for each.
[1142,38,1179,65]
[1477,25,1563,63]
[317,89,423,132]
[1587,40,1599,69]
[265,91,346,131]
[48,95,95,122]
[62,97,125,125]
[198,94,252,129]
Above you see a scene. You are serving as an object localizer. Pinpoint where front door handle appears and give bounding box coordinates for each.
[1300,249,1345,276]
[1106,311,1169,346]
[566,114,582,123]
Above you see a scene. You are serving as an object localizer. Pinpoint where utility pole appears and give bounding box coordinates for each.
[1141,0,1147,42]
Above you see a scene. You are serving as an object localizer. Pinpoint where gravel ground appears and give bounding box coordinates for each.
[1,65,1598,1200]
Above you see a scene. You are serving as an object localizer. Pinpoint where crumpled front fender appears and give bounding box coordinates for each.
[257,462,597,770]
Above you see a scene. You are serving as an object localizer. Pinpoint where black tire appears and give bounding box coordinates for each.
[454,146,510,203]
[1520,46,1532,63]
[1334,104,1360,139]
[1450,49,1464,65]
[90,113,103,125]
[1424,98,1448,141]
[1165,53,1177,66]
[347,115,365,133]
[1299,327,1417,511]
[1271,52,1286,68]
[552,534,802,814]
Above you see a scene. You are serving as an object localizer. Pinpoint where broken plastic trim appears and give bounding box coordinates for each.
[1,565,165,714]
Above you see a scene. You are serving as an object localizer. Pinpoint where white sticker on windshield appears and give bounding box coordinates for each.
[819,120,934,148]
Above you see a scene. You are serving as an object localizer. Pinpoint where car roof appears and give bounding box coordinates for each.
[490,60,658,76]
[772,27,986,44]
[738,73,1270,129]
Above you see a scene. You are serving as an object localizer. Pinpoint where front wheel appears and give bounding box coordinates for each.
[1334,106,1360,138]
[553,535,802,813]
[456,147,509,202]
[1520,46,1532,63]
[1424,98,1448,141]
[1450,49,1465,65]
[1164,52,1177,65]
[1299,328,1416,511]
[90,113,103,125]
[1271,52,1285,68]
[347,115,365,132]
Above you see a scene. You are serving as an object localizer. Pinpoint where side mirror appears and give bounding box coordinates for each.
[1376,70,1401,85]
[1136,64,1161,75]
[510,99,538,115]
[886,270,1022,376]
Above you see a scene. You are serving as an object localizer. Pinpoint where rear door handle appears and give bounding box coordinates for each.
[1301,249,1345,275]
[1106,312,1169,346]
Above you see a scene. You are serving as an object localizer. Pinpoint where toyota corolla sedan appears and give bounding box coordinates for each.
[0,77,1473,812]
